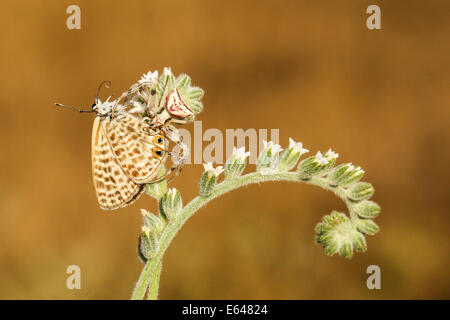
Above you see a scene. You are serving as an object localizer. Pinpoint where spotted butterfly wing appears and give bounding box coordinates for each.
[101,113,167,184]
[91,117,143,210]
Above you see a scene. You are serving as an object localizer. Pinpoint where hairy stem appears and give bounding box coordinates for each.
[147,260,162,300]
[132,171,351,300]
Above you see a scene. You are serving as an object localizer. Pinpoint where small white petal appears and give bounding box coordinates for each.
[203,162,214,172]
[214,166,224,176]
[325,149,339,160]
[315,151,329,165]
[139,71,159,84]
[233,146,250,160]
[263,140,283,153]
[203,162,224,177]
[288,138,309,154]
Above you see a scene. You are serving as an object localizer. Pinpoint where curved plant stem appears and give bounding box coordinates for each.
[146,260,162,300]
[131,171,351,300]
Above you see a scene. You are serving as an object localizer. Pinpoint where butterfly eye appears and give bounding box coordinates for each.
[153,148,164,158]
[154,135,164,145]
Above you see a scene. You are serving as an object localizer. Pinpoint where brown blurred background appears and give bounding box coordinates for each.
[0,0,449,299]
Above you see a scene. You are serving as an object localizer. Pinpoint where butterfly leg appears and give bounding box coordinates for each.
[158,125,188,183]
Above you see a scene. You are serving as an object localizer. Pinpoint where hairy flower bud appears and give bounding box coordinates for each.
[139,225,160,261]
[199,162,224,197]
[347,182,374,201]
[141,209,165,236]
[257,140,283,174]
[357,219,379,235]
[279,138,309,172]
[224,147,250,179]
[161,188,183,220]
[329,163,364,187]
[298,149,338,179]
[352,200,380,219]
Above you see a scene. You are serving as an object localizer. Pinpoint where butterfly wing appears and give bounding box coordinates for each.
[102,113,167,184]
[91,117,143,210]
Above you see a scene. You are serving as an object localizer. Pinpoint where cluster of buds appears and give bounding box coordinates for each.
[297,149,339,180]
[139,188,184,262]
[155,67,205,117]
[129,67,204,122]
[139,136,380,261]
[315,211,368,259]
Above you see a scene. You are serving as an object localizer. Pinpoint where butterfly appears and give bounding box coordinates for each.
[56,76,193,210]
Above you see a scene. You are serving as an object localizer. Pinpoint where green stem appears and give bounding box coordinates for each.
[131,171,351,300]
[147,260,162,299]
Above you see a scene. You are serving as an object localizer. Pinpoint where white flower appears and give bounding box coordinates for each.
[315,151,329,165]
[288,138,309,155]
[325,149,339,161]
[203,162,224,177]
[138,70,159,84]
[233,147,250,161]
[262,140,283,154]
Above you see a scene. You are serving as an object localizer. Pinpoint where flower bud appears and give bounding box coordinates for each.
[297,155,322,179]
[298,149,339,179]
[257,140,283,174]
[352,200,380,219]
[161,188,183,220]
[322,149,339,171]
[329,163,364,187]
[347,182,374,201]
[140,209,165,236]
[224,147,250,179]
[279,138,309,172]
[139,225,159,261]
[175,72,204,115]
[352,232,368,252]
[199,162,224,197]
[357,219,379,235]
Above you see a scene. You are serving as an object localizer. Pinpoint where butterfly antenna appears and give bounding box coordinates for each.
[95,80,111,99]
[54,103,93,113]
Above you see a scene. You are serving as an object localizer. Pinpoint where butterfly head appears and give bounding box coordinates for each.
[92,96,116,117]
